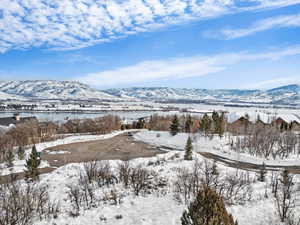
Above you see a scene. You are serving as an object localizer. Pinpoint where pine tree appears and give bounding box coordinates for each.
[185,114,193,133]
[17,146,25,160]
[25,145,41,181]
[5,150,14,168]
[212,111,220,133]
[201,114,212,136]
[184,136,193,160]
[181,186,236,225]
[217,112,226,138]
[170,115,180,136]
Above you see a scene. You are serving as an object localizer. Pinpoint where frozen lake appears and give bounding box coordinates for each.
[1,103,300,123]
[0,110,187,122]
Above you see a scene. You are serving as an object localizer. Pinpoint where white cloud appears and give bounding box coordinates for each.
[242,76,300,89]
[77,45,300,87]
[205,13,300,39]
[0,0,300,52]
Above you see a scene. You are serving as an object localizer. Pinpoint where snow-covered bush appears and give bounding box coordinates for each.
[0,179,59,225]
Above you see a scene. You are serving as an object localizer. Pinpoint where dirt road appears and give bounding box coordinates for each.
[198,152,300,174]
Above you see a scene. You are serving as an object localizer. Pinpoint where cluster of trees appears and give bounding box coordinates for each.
[0,121,41,165]
[149,114,201,133]
[0,115,124,166]
[168,111,226,137]
[199,111,226,137]
[59,115,121,134]
[231,126,300,159]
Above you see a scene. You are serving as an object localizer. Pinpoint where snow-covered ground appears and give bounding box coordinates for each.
[134,131,300,167]
[31,150,299,225]
[1,130,300,225]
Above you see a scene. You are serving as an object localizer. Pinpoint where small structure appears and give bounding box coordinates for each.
[227,112,272,134]
[38,121,58,139]
[227,111,300,133]
[273,114,300,131]
[0,113,37,127]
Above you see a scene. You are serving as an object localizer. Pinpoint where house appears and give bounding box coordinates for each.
[227,112,272,134]
[227,111,300,133]
[273,114,300,131]
[0,113,38,127]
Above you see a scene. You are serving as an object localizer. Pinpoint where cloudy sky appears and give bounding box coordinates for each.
[0,0,300,89]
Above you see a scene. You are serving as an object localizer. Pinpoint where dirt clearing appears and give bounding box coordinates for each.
[42,133,165,167]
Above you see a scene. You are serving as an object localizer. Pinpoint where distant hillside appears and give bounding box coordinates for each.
[0,80,119,101]
[0,80,299,105]
[104,85,300,105]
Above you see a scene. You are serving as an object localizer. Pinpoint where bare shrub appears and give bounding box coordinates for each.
[103,189,124,205]
[117,160,132,188]
[231,126,300,160]
[221,170,253,205]
[0,180,60,225]
[130,164,157,196]
[173,160,253,205]
[82,161,117,187]
[275,170,296,223]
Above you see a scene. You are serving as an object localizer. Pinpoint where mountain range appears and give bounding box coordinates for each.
[0,80,299,106]
[104,85,300,105]
[0,80,119,101]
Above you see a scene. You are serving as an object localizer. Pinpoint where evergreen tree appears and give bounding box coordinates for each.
[201,114,212,136]
[5,150,14,168]
[170,115,180,136]
[212,111,220,133]
[17,146,25,160]
[181,186,236,225]
[185,114,193,133]
[25,145,41,181]
[217,112,226,138]
[184,136,193,160]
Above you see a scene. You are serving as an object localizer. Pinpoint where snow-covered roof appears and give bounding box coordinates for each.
[0,124,15,135]
[276,114,300,124]
[227,112,273,124]
[227,112,300,125]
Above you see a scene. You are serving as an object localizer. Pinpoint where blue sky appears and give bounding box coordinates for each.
[0,0,300,90]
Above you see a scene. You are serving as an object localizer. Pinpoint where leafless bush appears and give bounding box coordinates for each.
[82,161,117,188]
[66,162,116,212]
[66,180,97,214]
[220,170,253,205]
[173,160,253,205]
[0,180,60,225]
[117,160,132,188]
[173,167,195,203]
[275,170,296,223]
[130,164,157,196]
[66,184,82,214]
[102,189,124,205]
[232,126,300,160]
[173,160,215,204]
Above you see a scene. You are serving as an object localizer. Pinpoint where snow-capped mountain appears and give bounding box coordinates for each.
[0,80,119,101]
[1,80,299,105]
[0,90,28,101]
[104,85,300,105]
